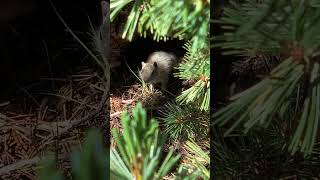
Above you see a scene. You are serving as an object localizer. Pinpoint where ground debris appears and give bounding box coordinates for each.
[0,66,108,179]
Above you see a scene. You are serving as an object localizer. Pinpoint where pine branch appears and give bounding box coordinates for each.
[214,0,320,156]
[175,42,210,111]
[158,102,209,143]
[111,103,181,179]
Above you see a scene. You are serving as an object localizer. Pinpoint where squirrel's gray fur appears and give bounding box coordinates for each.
[139,51,177,89]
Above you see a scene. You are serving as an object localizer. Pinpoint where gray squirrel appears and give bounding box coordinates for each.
[139,51,178,90]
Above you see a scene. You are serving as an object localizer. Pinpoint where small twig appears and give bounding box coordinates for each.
[16,85,40,107]
[36,120,74,132]
[42,40,55,90]
[0,152,70,175]
[111,111,123,117]
[39,92,97,110]
[90,83,105,92]
[0,101,10,107]
[39,78,69,82]
[0,156,40,175]
[122,99,134,105]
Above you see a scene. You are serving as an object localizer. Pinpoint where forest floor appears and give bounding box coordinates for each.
[0,36,187,179]
[0,65,108,179]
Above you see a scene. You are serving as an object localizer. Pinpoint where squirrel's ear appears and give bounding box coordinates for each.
[153,62,158,68]
[141,61,145,67]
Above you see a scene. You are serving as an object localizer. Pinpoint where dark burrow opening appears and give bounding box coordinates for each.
[110,37,186,96]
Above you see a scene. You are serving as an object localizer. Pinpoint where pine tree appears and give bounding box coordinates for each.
[213,0,320,178]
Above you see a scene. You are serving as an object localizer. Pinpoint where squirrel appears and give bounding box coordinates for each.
[139,51,178,90]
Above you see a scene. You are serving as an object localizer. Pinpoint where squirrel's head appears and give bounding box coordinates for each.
[139,61,158,82]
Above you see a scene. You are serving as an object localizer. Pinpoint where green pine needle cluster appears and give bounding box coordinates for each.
[214,0,320,156]
[111,0,144,41]
[212,125,320,179]
[182,140,210,179]
[173,139,210,180]
[111,103,181,179]
[138,0,209,52]
[175,42,210,111]
[159,102,209,143]
[110,0,209,51]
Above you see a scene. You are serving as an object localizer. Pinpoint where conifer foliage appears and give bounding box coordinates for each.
[214,0,320,156]
[213,0,320,178]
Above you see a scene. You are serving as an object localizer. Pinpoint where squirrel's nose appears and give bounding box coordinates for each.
[142,75,151,82]
[143,77,150,82]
